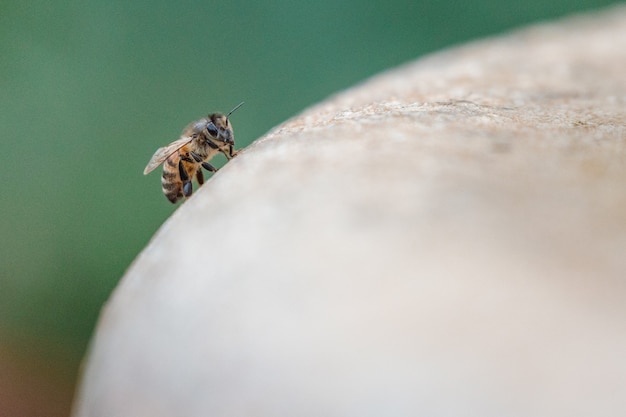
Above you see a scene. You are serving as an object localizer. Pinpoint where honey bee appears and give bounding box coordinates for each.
[144,102,244,203]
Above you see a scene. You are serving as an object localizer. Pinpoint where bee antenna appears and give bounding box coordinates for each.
[226,102,245,121]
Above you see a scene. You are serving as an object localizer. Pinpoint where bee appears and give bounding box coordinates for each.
[144,102,244,203]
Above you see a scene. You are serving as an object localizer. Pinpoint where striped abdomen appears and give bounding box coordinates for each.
[161,152,184,203]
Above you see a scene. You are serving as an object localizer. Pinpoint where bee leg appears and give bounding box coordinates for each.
[183,182,193,197]
[201,162,217,172]
[196,168,204,186]
[225,145,240,160]
[206,138,219,150]
[190,151,203,163]
[178,160,193,197]
[178,159,190,181]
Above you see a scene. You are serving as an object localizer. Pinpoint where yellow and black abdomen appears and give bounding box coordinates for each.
[161,152,184,203]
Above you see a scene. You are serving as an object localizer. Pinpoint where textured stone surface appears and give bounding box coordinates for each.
[73,6,626,417]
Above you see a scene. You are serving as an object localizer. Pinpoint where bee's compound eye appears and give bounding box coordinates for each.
[206,123,219,137]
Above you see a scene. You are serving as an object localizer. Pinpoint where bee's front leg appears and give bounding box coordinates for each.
[178,160,193,197]
[223,145,239,160]
[205,139,219,150]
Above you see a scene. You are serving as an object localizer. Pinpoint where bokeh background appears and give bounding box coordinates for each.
[0,0,621,415]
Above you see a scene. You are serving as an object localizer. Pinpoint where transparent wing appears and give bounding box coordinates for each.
[143,136,193,175]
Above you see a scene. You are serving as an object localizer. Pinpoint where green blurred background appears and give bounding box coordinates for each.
[0,0,620,414]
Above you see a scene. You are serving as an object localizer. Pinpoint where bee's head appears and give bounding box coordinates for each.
[204,102,244,145]
[206,114,233,144]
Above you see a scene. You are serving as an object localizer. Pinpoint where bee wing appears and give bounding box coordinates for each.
[143,136,194,175]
